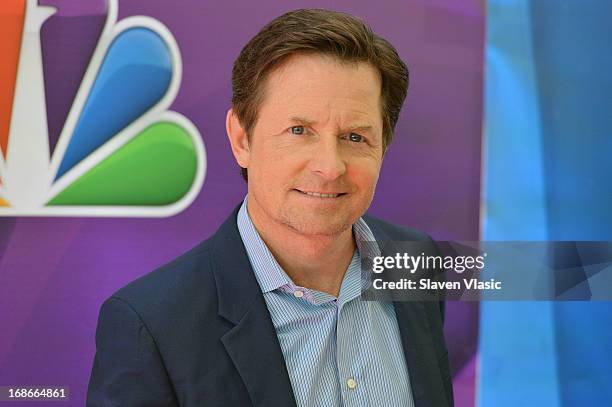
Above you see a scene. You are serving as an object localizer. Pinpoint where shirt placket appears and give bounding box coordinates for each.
[336,300,369,407]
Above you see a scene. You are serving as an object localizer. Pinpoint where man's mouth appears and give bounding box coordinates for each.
[294,189,347,198]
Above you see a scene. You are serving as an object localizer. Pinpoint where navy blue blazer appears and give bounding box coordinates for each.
[87,206,453,406]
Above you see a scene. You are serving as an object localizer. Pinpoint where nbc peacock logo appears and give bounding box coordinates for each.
[0,0,206,217]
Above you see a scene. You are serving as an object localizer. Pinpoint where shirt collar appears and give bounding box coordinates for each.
[237,197,290,293]
[237,196,381,300]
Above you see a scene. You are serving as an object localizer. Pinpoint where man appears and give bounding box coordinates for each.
[87,9,453,407]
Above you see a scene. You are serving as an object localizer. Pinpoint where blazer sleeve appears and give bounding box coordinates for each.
[87,297,178,407]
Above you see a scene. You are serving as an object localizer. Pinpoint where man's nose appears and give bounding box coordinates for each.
[307,137,347,181]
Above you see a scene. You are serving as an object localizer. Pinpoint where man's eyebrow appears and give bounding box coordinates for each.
[348,125,374,133]
[289,116,317,126]
[289,116,375,133]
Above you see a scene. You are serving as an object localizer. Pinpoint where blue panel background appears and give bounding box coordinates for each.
[481,0,612,405]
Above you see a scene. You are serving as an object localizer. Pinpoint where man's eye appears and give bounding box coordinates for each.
[290,126,305,135]
[348,133,364,143]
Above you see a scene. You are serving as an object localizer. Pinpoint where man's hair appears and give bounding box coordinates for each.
[231,8,409,181]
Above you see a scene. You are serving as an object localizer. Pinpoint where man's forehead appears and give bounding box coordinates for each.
[265,54,381,99]
[260,99,382,132]
[259,54,383,121]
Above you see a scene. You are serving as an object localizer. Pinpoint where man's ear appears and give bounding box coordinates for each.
[226,108,250,169]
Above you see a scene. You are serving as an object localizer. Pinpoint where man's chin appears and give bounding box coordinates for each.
[281,214,354,237]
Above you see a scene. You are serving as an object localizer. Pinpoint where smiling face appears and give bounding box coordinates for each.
[227,53,384,237]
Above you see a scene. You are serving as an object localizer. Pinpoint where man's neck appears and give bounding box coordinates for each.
[247,204,356,298]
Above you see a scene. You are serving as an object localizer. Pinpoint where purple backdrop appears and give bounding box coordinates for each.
[0,1,483,405]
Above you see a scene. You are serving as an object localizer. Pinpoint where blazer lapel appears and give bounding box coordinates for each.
[210,207,297,407]
[393,301,449,407]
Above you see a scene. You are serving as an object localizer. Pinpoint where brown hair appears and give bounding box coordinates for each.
[231,8,409,180]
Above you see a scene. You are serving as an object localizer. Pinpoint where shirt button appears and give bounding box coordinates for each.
[346,378,357,390]
[293,290,304,298]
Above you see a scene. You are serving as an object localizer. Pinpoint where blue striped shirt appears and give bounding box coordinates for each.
[237,198,414,407]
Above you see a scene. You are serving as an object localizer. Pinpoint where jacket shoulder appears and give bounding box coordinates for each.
[364,215,447,325]
[107,236,217,326]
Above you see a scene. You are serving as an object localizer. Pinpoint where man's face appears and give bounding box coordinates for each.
[239,53,384,236]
